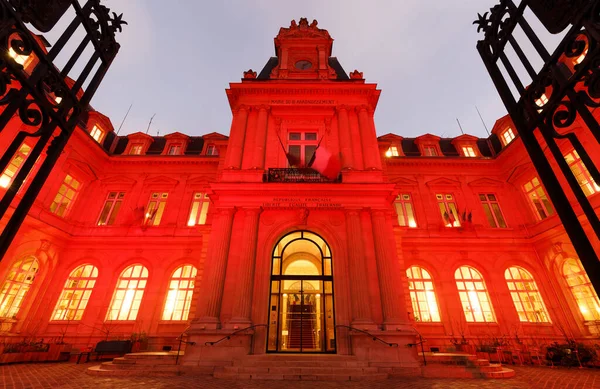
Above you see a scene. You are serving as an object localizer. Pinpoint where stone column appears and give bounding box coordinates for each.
[230,208,261,324]
[252,106,269,169]
[346,209,373,325]
[357,106,382,170]
[195,207,236,328]
[337,106,354,169]
[371,210,407,328]
[224,106,249,169]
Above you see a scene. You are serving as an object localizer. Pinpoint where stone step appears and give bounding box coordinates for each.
[243,354,357,361]
[481,367,516,379]
[235,359,368,368]
[112,357,137,365]
[213,371,388,381]
[478,363,503,373]
[100,361,179,371]
[221,366,379,375]
[86,365,179,377]
[124,352,180,360]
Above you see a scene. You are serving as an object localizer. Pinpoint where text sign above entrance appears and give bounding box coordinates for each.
[270,99,335,105]
[262,197,342,209]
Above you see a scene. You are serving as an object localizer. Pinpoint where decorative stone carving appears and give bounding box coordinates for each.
[243,69,257,79]
[349,70,363,79]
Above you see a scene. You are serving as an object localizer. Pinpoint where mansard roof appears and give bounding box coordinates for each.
[379,132,500,158]
[105,131,228,156]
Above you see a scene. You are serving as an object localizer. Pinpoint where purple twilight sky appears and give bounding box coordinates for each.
[43,0,565,139]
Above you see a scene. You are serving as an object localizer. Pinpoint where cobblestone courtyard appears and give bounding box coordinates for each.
[1,363,600,389]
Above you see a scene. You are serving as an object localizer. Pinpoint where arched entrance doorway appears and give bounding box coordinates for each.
[267,230,335,353]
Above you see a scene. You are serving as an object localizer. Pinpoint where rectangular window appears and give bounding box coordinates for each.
[145,192,168,226]
[288,131,318,166]
[50,174,80,217]
[462,146,476,157]
[524,177,554,221]
[206,145,219,156]
[564,150,599,197]
[187,192,210,226]
[436,193,460,227]
[8,47,28,65]
[479,194,507,228]
[502,128,515,145]
[394,194,417,227]
[167,144,181,155]
[0,143,31,189]
[90,125,104,143]
[129,144,143,155]
[385,145,399,157]
[97,192,125,226]
[423,146,438,156]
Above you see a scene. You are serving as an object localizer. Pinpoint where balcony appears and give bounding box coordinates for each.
[264,168,341,183]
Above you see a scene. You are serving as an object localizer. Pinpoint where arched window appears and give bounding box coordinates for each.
[455,266,496,322]
[51,264,98,321]
[0,256,39,318]
[106,264,148,321]
[406,266,441,322]
[162,265,197,321]
[563,259,600,321]
[505,267,550,323]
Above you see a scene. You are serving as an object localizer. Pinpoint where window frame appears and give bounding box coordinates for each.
[478,193,507,228]
[385,145,400,158]
[436,193,461,227]
[422,145,438,157]
[51,264,98,321]
[129,143,144,155]
[145,192,168,226]
[505,266,550,323]
[0,257,39,319]
[205,144,219,156]
[564,149,599,197]
[97,191,125,226]
[406,266,441,322]
[89,125,104,143]
[563,258,600,322]
[106,264,148,321]
[523,177,554,221]
[161,265,198,321]
[49,174,81,218]
[455,266,496,323]
[501,128,516,146]
[167,144,182,155]
[394,193,417,228]
[187,192,210,226]
[0,142,32,190]
[461,146,477,157]
[287,131,318,166]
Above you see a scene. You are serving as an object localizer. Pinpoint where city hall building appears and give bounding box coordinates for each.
[1,18,599,372]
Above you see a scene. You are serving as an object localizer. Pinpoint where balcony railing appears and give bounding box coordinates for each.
[264,168,341,183]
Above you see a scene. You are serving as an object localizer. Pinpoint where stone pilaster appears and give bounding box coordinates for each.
[346,209,373,325]
[224,106,249,169]
[230,208,261,325]
[357,106,382,170]
[194,207,236,328]
[336,106,354,169]
[252,106,269,169]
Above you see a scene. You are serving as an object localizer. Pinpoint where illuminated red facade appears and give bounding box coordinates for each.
[1,18,600,370]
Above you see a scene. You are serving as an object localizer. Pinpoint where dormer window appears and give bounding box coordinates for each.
[423,146,438,156]
[206,144,219,156]
[90,125,104,143]
[8,47,28,66]
[501,128,516,146]
[167,144,182,155]
[462,146,477,157]
[129,144,143,155]
[385,145,400,158]
[535,93,549,108]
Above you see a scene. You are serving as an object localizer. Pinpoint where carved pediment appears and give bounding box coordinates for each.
[389,176,418,186]
[425,177,461,188]
[64,158,96,180]
[144,175,179,186]
[100,175,137,186]
[276,18,332,41]
[467,178,505,187]
[203,132,228,140]
[187,176,215,185]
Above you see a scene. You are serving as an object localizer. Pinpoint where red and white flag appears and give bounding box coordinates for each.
[310,147,341,180]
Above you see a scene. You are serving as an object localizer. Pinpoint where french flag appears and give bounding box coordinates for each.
[309,147,341,180]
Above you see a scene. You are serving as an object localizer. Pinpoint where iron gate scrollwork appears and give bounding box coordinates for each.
[475,0,600,295]
[0,0,125,259]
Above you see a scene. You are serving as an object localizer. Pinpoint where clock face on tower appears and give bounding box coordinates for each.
[295,60,313,70]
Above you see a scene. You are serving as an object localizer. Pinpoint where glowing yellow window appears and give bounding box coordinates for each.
[162,265,198,321]
[394,194,417,227]
[0,143,31,189]
[535,93,549,108]
[51,264,98,321]
[385,145,399,157]
[129,144,143,155]
[563,259,600,321]
[455,266,496,323]
[502,128,516,145]
[97,192,125,226]
[90,125,104,143]
[564,150,599,197]
[187,192,210,226]
[50,174,80,217]
[523,177,554,221]
[505,267,550,323]
[106,264,148,321]
[8,47,28,66]
[479,194,507,228]
[462,146,477,157]
[145,192,168,226]
[406,266,440,322]
[0,256,38,318]
[436,193,460,227]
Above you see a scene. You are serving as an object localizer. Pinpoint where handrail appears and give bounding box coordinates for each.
[175,325,194,365]
[205,324,268,346]
[335,325,399,347]
[407,327,427,366]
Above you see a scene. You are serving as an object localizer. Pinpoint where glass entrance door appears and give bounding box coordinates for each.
[267,231,335,353]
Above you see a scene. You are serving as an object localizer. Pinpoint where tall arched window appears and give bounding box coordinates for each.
[106,264,148,321]
[455,266,496,322]
[0,256,39,318]
[505,267,550,323]
[406,266,441,322]
[51,264,98,321]
[162,265,197,321]
[563,259,600,321]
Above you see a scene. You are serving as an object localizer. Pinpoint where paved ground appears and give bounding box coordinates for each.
[1,363,600,389]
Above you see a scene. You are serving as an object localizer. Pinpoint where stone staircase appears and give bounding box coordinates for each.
[86,351,187,377]
[214,354,388,381]
[419,352,515,379]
